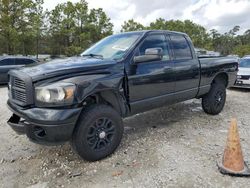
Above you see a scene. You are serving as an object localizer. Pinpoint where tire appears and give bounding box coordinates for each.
[71,104,124,161]
[202,81,226,115]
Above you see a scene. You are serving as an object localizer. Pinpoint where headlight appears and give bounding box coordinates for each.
[35,83,76,106]
[237,75,242,79]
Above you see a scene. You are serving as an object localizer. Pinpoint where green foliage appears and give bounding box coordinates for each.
[121,19,145,32]
[122,19,210,48]
[65,46,82,57]
[0,0,250,57]
[233,45,250,57]
[0,0,45,55]
[47,1,113,56]
[0,0,113,56]
[121,19,250,56]
[207,26,242,55]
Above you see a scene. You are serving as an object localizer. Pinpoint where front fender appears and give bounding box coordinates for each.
[67,73,129,117]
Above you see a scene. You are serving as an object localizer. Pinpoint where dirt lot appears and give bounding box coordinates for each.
[0,85,250,188]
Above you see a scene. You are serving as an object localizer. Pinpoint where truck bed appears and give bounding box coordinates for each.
[198,56,238,94]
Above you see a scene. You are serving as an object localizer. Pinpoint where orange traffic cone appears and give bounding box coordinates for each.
[217,118,250,176]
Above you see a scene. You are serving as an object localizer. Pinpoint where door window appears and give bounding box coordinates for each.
[15,58,25,65]
[138,34,170,61]
[0,58,15,66]
[170,35,193,60]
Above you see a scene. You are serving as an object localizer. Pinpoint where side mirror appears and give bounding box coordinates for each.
[133,48,163,64]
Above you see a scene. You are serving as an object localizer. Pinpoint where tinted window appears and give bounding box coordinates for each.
[240,58,250,68]
[25,59,35,64]
[139,34,170,60]
[15,59,25,65]
[0,58,15,66]
[170,35,192,60]
[15,58,35,65]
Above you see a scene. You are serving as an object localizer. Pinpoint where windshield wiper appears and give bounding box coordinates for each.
[81,53,103,59]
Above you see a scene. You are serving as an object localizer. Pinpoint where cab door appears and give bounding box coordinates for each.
[128,33,175,114]
[169,34,200,101]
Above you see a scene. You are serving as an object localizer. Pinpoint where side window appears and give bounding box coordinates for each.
[24,59,35,65]
[170,35,192,60]
[138,34,170,61]
[15,58,26,65]
[0,58,15,66]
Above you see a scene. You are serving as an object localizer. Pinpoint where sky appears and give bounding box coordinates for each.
[43,0,250,34]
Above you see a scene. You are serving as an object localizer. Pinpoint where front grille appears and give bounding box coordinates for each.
[11,77,27,104]
[11,87,27,103]
[13,77,26,90]
[9,72,33,106]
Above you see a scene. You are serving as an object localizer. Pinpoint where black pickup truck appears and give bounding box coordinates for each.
[7,30,238,161]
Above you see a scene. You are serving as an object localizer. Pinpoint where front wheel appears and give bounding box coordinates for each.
[71,104,124,161]
[202,82,226,115]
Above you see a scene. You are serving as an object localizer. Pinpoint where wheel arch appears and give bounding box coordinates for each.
[212,72,229,87]
[81,89,128,117]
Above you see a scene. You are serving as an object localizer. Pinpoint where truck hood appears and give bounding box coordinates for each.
[18,57,117,81]
[238,67,250,76]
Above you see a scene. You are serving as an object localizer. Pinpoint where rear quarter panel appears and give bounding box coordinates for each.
[198,57,238,96]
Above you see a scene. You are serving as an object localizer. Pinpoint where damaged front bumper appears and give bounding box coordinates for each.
[7,100,82,145]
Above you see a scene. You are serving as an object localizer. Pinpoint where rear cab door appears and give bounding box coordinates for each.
[169,34,200,102]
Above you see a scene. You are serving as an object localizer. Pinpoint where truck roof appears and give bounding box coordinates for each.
[117,30,188,36]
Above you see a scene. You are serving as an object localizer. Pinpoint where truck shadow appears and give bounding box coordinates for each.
[122,99,203,140]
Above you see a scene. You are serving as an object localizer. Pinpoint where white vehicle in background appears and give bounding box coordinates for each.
[234,56,250,88]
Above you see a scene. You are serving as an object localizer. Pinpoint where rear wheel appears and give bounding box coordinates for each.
[71,104,124,161]
[202,81,226,115]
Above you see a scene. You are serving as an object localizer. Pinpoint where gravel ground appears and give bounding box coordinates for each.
[0,85,250,188]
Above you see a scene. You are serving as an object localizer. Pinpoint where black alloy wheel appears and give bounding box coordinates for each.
[202,81,226,115]
[86,117,116,151]
[71,104,124,161]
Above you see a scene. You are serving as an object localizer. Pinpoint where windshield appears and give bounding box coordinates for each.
[81,33,142,60]
[240,58,250,68]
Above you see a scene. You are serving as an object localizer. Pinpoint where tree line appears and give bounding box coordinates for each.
[121,19,250,57]
[0,0,113,57]
[0,0,250,57]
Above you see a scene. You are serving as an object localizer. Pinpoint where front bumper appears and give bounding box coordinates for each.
[7,100,82,145]
[233,79,250,89]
